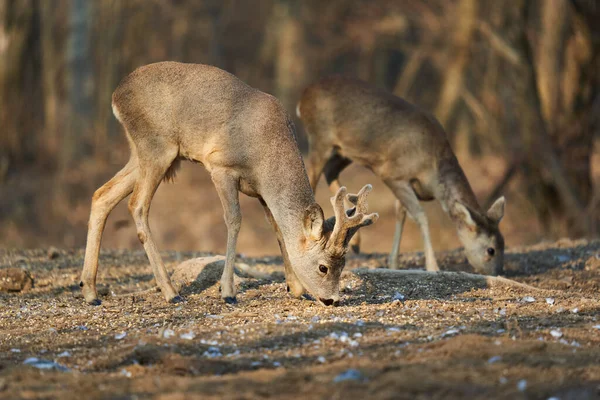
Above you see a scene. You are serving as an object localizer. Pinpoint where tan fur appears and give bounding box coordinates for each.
[79,63,378,306]
[298,76,505,275]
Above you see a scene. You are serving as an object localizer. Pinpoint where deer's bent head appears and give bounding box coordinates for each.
[454,197,506,276]
[294,184,378,306]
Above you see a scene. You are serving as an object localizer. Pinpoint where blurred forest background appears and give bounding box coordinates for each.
[0,0,599,257]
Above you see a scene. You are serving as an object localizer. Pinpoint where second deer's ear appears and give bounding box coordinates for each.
[454,202,477,230]
[487,196,505,224]
[303,204,325,241]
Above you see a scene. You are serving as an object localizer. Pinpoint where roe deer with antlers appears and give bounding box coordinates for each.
[79,63,378,306]
[297,76,505,275]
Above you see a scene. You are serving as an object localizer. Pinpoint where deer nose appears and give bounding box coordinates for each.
[319,298,339,306]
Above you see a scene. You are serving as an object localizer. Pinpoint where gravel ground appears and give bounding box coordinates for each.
[1,238,600,399]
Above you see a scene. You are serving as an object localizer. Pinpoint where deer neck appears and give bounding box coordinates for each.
[259,164,316,254]
[437,155,482,225]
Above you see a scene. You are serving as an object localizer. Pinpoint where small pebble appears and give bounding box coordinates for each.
[115,332,127,340]
[517,379,527,391]
[545,298,555,305]
[550,329,563,338]
[317,356,326,363]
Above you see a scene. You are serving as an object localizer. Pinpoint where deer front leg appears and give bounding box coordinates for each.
[260,200,304,298]
[388,199,407,269]
[387,180,439,272]
[212,170,242,304]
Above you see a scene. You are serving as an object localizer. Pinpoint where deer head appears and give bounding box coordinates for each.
[454,196,505,275]
[292,184,379,306]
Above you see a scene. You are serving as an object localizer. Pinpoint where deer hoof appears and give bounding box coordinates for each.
[87,298,102,306]
[169,295,184,304]
[223,296,237,305]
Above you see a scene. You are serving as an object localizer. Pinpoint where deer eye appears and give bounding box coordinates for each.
[318,265,328,274]
[487,248,495,256]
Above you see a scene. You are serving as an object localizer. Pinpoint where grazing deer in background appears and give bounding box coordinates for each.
[297,76,505,275]
[80,62,378,306]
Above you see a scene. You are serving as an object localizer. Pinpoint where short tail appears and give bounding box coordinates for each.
[163,158,181,183]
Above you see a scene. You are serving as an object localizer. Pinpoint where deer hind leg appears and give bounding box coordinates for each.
[388,199,407,270]
[211,169,241,304]
[260,199,304,298]
[80,158,138,305]
[128,148,181,303]
[322,154,358,252]
[387,180,439,272]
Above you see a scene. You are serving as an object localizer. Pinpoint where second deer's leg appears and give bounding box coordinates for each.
[388,199,407,270]
[387,180,439,272]
[211,170,241,304]
[260,200,304,298]
[323,154,358,252]
[129,153,181,303]
[80,158,138,305]
[306,150,329,192]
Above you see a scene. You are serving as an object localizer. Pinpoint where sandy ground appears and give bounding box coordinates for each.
[1,238,600,399]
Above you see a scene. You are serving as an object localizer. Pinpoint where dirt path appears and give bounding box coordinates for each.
[1,239,599,399]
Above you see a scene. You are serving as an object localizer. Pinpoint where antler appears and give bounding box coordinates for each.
[327,184,379,251]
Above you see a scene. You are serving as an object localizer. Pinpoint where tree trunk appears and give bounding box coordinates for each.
[0,0,43,172]
[435,0,477,127]
[64,0,93,170]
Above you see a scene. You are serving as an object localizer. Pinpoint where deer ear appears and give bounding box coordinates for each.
[487,196,505,224]
[303,204,324,241]
[454,202,477,230]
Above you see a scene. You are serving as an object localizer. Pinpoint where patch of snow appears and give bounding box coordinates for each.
[180,331,195,340]
[550,329,563,338]
[333,369,364,383]
[442,328,460,337]
[24,358,69,372]
[392,292,405,301]
[521,296,536,303]
[162,329,175,339]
